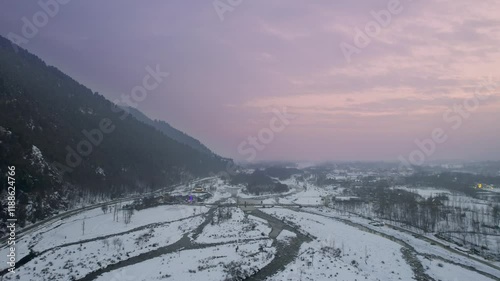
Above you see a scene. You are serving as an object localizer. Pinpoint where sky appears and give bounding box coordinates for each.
[1,0,499,163]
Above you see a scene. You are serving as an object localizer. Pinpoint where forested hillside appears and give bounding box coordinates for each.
[0,36,231,231]
[125,106,213,155]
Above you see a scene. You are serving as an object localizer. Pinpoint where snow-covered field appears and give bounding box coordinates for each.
[4,216,204,281]
[418,255,495,281]
[276,230,296,244]
[392,186,452,198]
[445,193,494,210]
[94,240,275,281]
[3,174,498,281]
[91,206,277,281]
[391,186,495,211]
[262,208,415,281]
[279,182,334,205]
[1,199,278,281]
[195,207,271,244]
[303,207,500,279]
[0,204,207,270]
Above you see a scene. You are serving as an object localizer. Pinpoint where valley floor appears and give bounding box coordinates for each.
[1,180,499,281]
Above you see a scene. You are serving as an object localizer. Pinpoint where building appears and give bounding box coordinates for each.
[192,186,206,193]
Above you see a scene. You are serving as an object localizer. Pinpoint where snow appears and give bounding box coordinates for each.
[263,208,415,281]
[280,182,332,205]
[195,208,271,244]
[95,166,105,176]
[5,216,205,281]
[0,126,12,136]
[303,207,500,278]
[4,173,498,281]
[93,240,275,281]
[276,230,296,243]
[0,204,207,270]
[31,145,43,162]
[392,186,451,199]
[418,255,496,281]
[30,145,46,171]
[334,196,361,201]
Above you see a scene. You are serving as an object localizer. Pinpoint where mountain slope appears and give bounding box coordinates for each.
[0,36,231,230]
[125,107,212,155]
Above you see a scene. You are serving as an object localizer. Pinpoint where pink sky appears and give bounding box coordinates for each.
[1,0,499,162]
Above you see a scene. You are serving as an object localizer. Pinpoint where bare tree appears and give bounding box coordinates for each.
[113,203,119,222]
[323,196,331,207]
[82,217,86,235]
[496,238,500,255]
[112,238,123,251]
[364,246,369,265]
[123,208,134,225]
[102,238,110,250]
